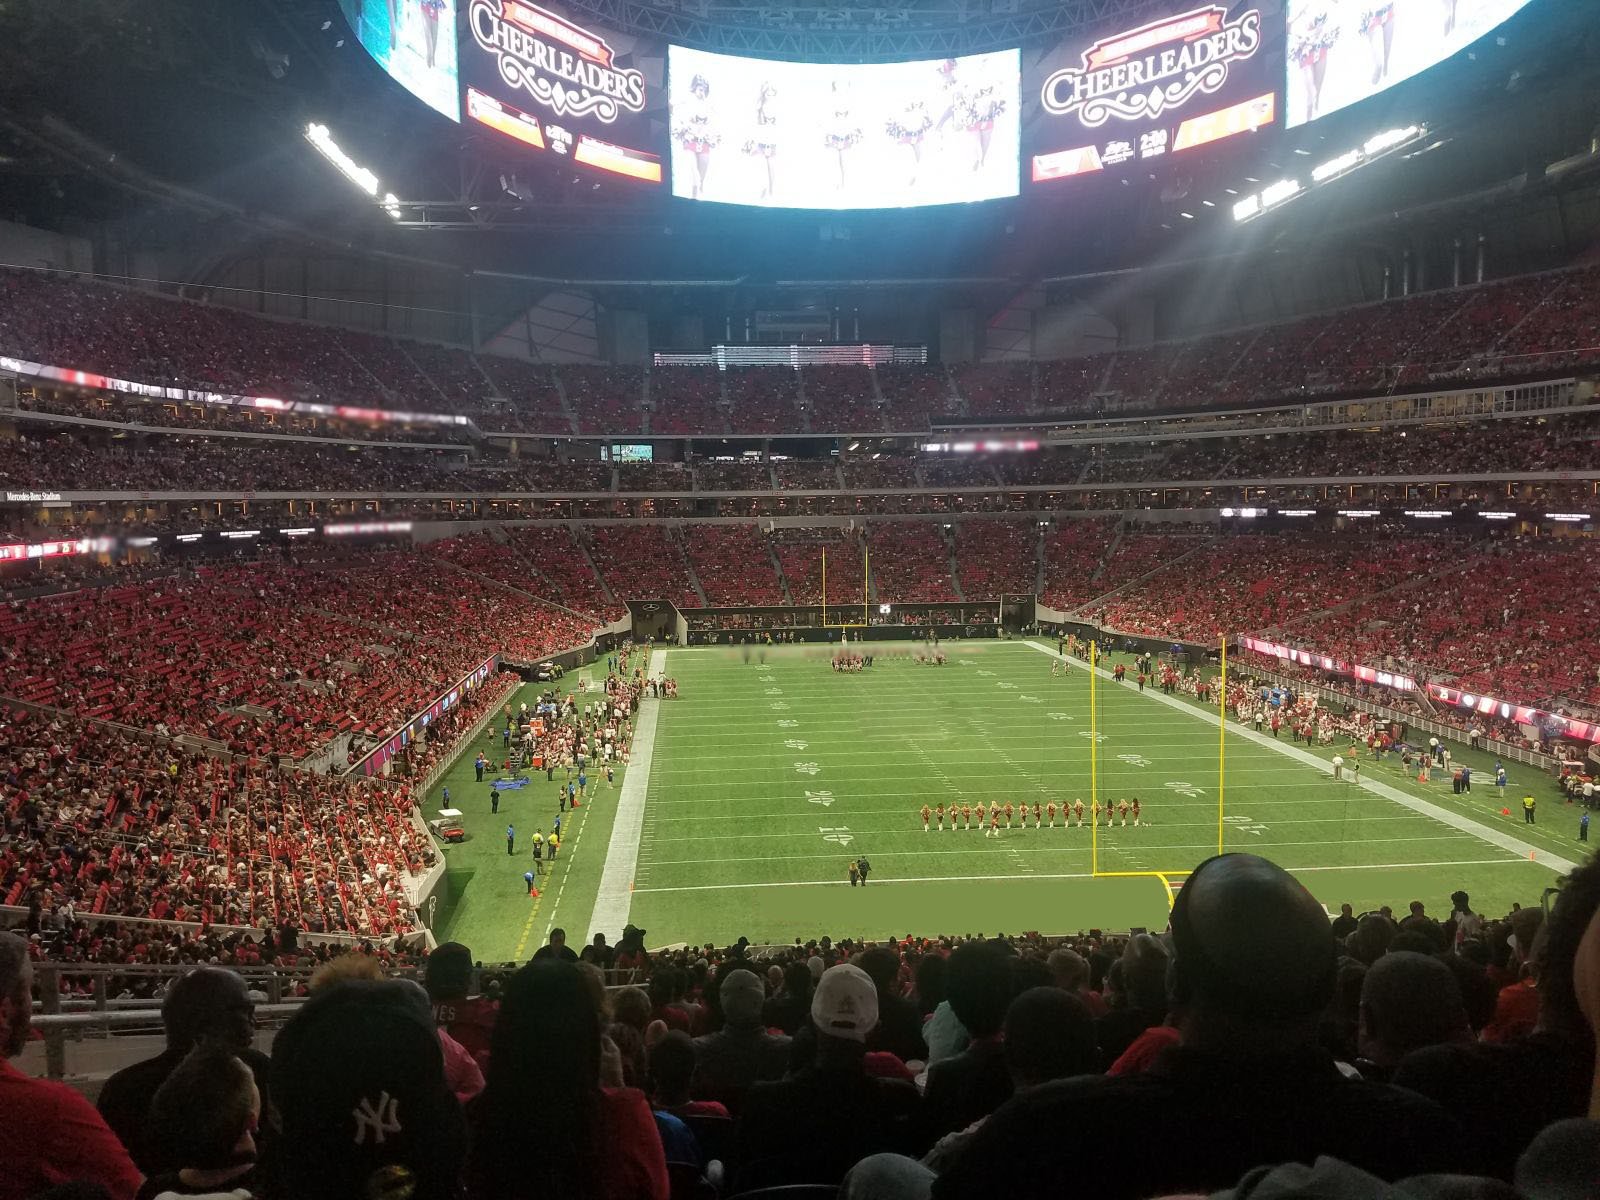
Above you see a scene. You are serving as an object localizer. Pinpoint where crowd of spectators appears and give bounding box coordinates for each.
[1038,517,1119,610]
[867,522,959,603]
[0,704,435,939]
[587,525,704,611]
[5,264,1600,442]
[7,849,1598,1200]
[804,367,883,433]
[682,525,786,606]
[0,546,600,758]
[954,520,1037,600]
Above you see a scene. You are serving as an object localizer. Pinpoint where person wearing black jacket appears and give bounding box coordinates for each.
[932,855,1474,1200]
[98,967,270,1176]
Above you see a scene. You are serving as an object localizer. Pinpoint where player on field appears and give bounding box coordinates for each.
[1117,798,1129,826]
[1004,801,1014,829]
[1047,800,1057,827]
[1131,797,1141,826]
[921,804,932,832]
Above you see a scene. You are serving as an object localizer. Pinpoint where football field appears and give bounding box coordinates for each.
[432,640,1580,959]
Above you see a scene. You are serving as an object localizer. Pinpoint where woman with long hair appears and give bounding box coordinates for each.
[467,961,669,1200]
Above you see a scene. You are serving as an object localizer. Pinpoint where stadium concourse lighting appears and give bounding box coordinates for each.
[304,123,403,219]
[1480,511,1518,520]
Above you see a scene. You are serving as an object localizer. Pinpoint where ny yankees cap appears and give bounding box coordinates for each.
[271,980,467,1200]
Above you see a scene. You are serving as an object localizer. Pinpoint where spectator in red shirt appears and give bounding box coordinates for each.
[0,930,143,1200]
[426,941,499,1072]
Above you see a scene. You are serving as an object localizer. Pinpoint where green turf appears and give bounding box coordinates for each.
[433,641,1583,959]
[426,676,629,963]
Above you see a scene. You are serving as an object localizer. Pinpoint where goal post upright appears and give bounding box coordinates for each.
[1090,638,1099,876]
[1218,634,1227,857]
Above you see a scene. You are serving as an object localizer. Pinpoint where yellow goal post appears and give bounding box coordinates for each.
[1086,636,1230,907]
[820,543,871,629]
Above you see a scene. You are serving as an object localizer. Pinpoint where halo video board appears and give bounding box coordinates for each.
[666,46,1021,209]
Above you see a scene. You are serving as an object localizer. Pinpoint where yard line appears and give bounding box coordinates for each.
[642,832,1494,866]
[1019,639,1578,876]
[629,856,1527,895]
[585,647,666,943]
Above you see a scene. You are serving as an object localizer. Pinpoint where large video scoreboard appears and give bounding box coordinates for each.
[340,0,1541,206]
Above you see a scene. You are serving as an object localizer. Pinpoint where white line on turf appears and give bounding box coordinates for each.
[643,832,1487,865]
[585,648,666,943]
[1018,640,1578,876]
[629,856,1526,895]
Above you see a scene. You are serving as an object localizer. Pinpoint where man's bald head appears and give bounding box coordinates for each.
[1171,854,1336,1024]
[1358,950,1470,1067]
[162,967,255,1052]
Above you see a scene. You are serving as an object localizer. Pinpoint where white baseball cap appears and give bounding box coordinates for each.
[810,963,878,1043]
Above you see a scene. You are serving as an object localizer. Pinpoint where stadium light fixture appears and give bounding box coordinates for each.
[1260,179,1301,208]
[1232,194,1261,222]
[306,123,403,219]
[1312,149,1362,182]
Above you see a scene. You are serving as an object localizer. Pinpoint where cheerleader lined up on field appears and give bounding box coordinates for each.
[924,797,1142,830]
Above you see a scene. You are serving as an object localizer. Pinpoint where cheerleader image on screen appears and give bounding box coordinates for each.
[1289,3,1338,124]
[823,80,862,192]
[1360,3,1395,87]
[741,82,780,202]
[886,95,933,187]
[935,58,1006,173]
[674,74,721,200]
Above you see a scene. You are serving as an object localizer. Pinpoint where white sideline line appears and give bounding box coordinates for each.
[629,856,1526,895]
[1019,640,1578,876]
[585,648,666,943]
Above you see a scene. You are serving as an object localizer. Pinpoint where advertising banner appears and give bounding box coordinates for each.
[1026,2,1283,184]
[461,0,665,182]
